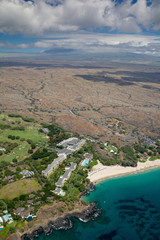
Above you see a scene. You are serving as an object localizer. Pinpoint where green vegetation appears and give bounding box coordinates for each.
[1,112,159,239]
[0,226,10,239]
[121,146,137,166]
[0,179,41,200]
[0,113,47,163]
[105,143,118,154]
[149,155,160,161]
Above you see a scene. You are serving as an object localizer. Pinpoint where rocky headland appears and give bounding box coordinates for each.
[8,201,101,240]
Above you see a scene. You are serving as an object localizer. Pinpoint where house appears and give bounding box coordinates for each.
[34,201,41,206]
[14,207,25,216]
[0,148,5,152]
[40,192,45,196]
[29,194,35,198]
[20,170,34,178]
[27,200,33,205]
[47,196,54,201]
[84,153,93,161]
[2,214,13,224]
[14,207,34,219]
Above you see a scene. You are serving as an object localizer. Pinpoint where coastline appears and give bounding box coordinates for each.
[88,159,160,184]
[7,201,100,240]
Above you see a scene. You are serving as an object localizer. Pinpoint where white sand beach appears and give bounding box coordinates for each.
[88,159,160,183]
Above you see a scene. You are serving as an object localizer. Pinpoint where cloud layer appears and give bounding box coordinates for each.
[0,0,160,35]
[1,33,160,56]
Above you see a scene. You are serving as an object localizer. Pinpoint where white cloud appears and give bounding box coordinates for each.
[2,33,160,56]
[0,0,160,35]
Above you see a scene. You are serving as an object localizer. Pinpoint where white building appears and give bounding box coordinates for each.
[42,153,66,177]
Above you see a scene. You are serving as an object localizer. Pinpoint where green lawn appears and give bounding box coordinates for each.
[0,178,41,200]
[0,113,47,143]
[0,221,17,239]
[0,226,9,239]
[0,113,48,163]
[1,128,47,144]
[0,142,29,163]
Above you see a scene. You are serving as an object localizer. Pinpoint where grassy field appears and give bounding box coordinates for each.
[0,142,30,163]
[0,221,21,239]
[0,179,41,200]
[0,113,48,163]
[0,225,10,239]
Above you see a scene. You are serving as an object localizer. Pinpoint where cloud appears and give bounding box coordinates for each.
[0,0,160,35]
[2,33,160,56]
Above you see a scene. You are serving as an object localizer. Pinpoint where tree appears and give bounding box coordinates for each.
[12,158,17,163]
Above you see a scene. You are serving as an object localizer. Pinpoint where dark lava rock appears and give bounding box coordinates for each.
[21,202,102,240]
[79,183,95,197]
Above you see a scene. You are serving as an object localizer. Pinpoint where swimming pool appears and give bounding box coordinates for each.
[83,160,89,166]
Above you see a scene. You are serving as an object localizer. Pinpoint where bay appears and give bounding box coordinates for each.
[36,167,160,240]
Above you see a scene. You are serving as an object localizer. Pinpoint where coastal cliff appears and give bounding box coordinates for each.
[8,201,101,240]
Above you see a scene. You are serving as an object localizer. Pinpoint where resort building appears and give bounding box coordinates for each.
[42,137,85,177]
[57,137,79,147]
[42,153,66,176]
[55,162,77,189]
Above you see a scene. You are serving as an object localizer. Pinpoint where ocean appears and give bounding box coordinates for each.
[36,168,160,240]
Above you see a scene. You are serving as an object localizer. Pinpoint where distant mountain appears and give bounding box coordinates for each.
[45,48,75,54]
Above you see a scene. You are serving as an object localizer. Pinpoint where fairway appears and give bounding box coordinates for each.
[0,142,30,163]
[0,179,41,200]
[0,113,48,163]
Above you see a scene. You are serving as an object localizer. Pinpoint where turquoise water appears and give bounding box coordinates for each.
[83,160,89,166]
[36,168,160,240]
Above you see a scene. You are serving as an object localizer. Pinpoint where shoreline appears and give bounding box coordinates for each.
[7,202,100,240]
[88,159,160,184]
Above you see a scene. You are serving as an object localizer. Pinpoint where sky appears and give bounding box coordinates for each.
[0,0,160,58]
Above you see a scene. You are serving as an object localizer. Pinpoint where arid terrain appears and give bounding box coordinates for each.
[0,61,160,143]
